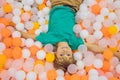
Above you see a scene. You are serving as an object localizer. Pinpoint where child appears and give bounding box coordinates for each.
[21,0,120,71]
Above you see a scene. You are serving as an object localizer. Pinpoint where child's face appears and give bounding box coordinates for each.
[56,42,73,60]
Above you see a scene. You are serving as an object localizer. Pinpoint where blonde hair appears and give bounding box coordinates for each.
[54,54,76,72]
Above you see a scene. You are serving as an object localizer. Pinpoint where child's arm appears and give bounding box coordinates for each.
[85,43,106,53]
[20,31,37,40]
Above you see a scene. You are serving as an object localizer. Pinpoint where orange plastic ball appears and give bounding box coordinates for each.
[85,65,94,72]
[64,73,71,80]
[0,18,9,26]
[96,0,102,2]
[3,37,12,47]
[80,75,88,80]
[102,60,110,72]
[29,45,39,56]
[101,27,111,38]
[103,49,113,60]
[12,47,22,59]
[3,3,12,13]
[38,3,46,10]
[47,69,57,80]
[109,77,118,80]
[12,38,22,47]
[3,48,12,58]
[1,28,11,38]
[91,4,101,14]
[70,74,80,80]
[0,54,7,65]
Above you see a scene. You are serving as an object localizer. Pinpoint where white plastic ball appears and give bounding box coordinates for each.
[31,15,38,21]
[34,41,43,48]
[39,72,47,80]
[79,3,88,12]
[22,48,31,59]
[114,0,120,9]
[15,70,26,80]
[89,75,99,80]
[43,7,50,15]
[16,23,25,31]
[22,0,34,5]
[56,76,65,80]
[67,64,78,74]
[100,8,109,16]
[86,0,96,6]
[26,72,37,80]
[56,69,64,77]
[88,69,98,76]
[35,0,44,4]
[37,11,44,18]
[25,21,33,30]
[93,59,103,69]
[41,25,48,33]
[82,19,91,28]
[25,38,34,47]
[80,30,89,39]
[98,76,107,80]
[108,12,116,20]
[46,0,51,7]
[35,29,42,35]
[93,30,103,40]
[13,8,21,16]
[38,18,46,25]
[12,31,21,38]
[96,15,104,22]
[23,5,31,11]
[8,68,17,77]
[73,52,83,60]
[31,7,38,15]
[76,60,85,70]
[6,0,14,3]
[36,50,46,60]
[93,22,102,30]
[12,16,21,24]
[44,44,54,52]
[0,42,6,52]
[78,44,87,53]
[73,24,81,33]
[116,64,120,74]
[79,11,89,20]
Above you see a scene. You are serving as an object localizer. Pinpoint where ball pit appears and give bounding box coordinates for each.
[0,0,120,80]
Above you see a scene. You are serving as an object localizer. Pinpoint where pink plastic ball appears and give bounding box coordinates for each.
[67,64,78,74]
[44,44,54,52]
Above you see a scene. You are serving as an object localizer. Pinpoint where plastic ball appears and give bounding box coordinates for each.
[0,42,6,52]
[0,70,11,80]
[23,5,31,11]
[0,8,5,17]
[86,35,96,44]
[0,54,7,65]
[115,64,120,74]
[31,7,38,15]
[16,23,24,31]
[8,68,17,77]
[67,64,78,74]
[45,62,54,71]
[35,29,42,35]
[34,41,43,48]
[15,70,26,80]
[38,18,46,26]
[38,72,47,80]
[12,16,21,24]
[56,76,65,80]
[110,57,119,67]
[78,44,87,53]
[44,44,54,52]
[29,45,39,56]
[56,69,64,77]
[12,47,22,59]
[108,25,118,35]
[12,31,21,38]
[46,53,55,62]
[76,60,85,70]
[108,12,116,20]
[12,37,22,47]
[33,22,39,30]
[100,7,109,16]
[82,19,91,28]
[22,0,34,5]
[114,0,120,9]
[35,0,44,4]
[34,64,45,74]
[93,59,103,69]
[22,48,30,59]
[103,49,113,60]
[1,27,11,38]
[42,7,50,15]
[0,18,9,26]
[38,3,46,10]
[46,0,51,7]
[102,61,110,71]
[47,69,57,80]
[70,74,81,80]
[13,8,21,16]
[93,30,103,40]
[91,4,101,14]
[88,69,98,76]
[5,13,13,21]
[96,15,104,22]
[80,30,89,39]
[105,72,113,79]
[89,75,99,80]
[25,38,34,47]
[25,21,33,30]
[3,3,12,13]
[73,52,82,60]
[26,72,37,80]
[36,50,46,60]
[77,69,86,76]
[98,38,108,48]
[21,12,31,22]
[93,22,102,30]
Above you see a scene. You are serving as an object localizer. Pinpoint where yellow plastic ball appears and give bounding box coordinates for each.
[3,3,12,13]
[34,60,44,66]
[0,54,7,65]
[33,22,40,30]
[38,3,46,10]
[108,25,118,35]
[46,53,55,62]
[109,47,118,52]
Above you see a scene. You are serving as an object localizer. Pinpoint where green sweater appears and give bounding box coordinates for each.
[36,6,84,50]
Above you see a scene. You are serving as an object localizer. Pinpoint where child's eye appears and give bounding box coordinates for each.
[60,54,64,56]
[67,54,71,56]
